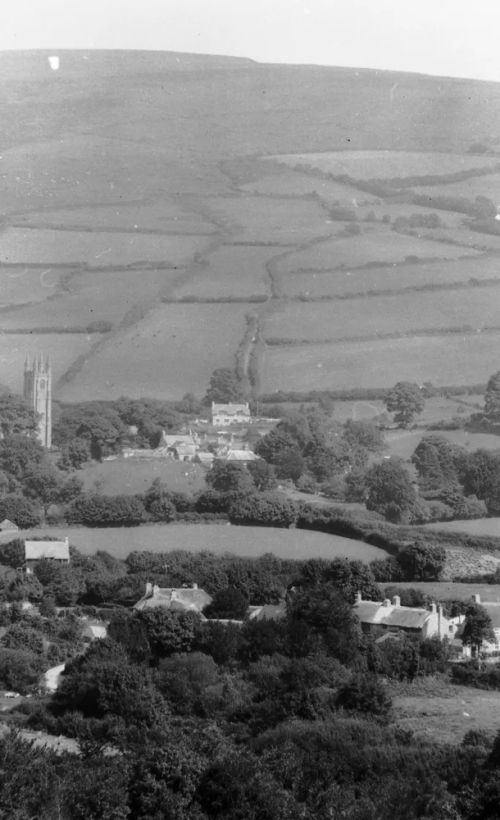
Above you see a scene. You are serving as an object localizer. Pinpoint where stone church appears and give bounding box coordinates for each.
[23,355,52,448]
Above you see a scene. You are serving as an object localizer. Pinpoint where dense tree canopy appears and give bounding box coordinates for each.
[385,382,425,428]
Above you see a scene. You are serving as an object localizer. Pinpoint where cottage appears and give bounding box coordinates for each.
[353,592,455,640]
[25,538,70,573]
[247,602,287,621]
[452,594,500,658]
[134,582,212,613]
[0,519,19,534]
[211,403,251,427]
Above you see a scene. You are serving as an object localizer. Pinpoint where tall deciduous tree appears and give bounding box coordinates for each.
[204,368,245,404]
[461,603,495,655]
[365,459,418,522]
[0,394,38,438]
[385,382,425,428]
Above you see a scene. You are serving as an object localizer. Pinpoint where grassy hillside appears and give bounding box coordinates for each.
[1,50,500,400]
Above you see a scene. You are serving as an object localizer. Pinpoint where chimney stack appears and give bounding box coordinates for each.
[382,599,391,608]
[472,593,481,604]
[355,591,362,603]
[145,582,152,596]
[392,595,401,607]
[430,602,437,613]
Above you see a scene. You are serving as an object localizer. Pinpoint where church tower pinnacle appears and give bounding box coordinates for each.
[23,355,52,448]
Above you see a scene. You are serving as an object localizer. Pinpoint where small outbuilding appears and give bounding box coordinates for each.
[0,519,19,534]
[24,538,70,573]
[134,582,212,613]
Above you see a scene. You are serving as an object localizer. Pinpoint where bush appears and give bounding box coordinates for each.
[229,492,297,528]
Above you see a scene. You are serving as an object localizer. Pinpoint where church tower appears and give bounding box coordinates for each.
[23,355,52,448]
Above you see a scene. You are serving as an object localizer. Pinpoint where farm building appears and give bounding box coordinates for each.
[353,592,455,640]
[211,402,251,426]
[25,538,70,573]
[134,582,212,613]
[0,519,19,534]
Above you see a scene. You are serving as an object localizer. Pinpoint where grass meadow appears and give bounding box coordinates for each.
[264,286,500,342]
[0,228,210,268]
[172,244,272,299]
[271,150,500,181]
[260,331,500,393]
[284,256,500,299]
[0,333,95,394]
[79,458,206,496]
[194,195,330,244]
[9,522,388,562]
[56,302,250,401]
[414,172,500,203]
[239,170,373,201]
[275,228,479,274]
[424,518,500,538]
[0,269,184,330]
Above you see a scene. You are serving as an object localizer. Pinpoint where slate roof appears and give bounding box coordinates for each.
[353,600,430,630]
[248,603,287,621]
[134,585,212,612]
[212,403,250,418]
[0,519,19,532]
[25,540,70,561]
[224,449,259,462]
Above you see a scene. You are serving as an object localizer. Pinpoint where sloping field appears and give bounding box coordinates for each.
[425,518,500,538]
[260,332,500,393]
[0,266,67,306]
[13,523,389,562]
[172,244,271,299]
[79,458,206,496]
[0,268,183,330]
[414,172,500,204]
[271,150,500,181]
[239,170,372,201]
[11,200,216,234]
[285,256,500,299]
[385,429,500,461]
[56,302,250,401]
[0,227,210,268]
[275,229,479,274]
[193,196,330,244]
[0,333,95,394]
[264,287,500,341]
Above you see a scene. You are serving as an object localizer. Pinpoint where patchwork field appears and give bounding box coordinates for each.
[285,255,500,299]
[264,287,500,342]
[275,228,479,275]
[0,333,95,393]
[171,244,271,300]
[383,582,500,602]
[191,195,330,244]
[413,172,500,204]
[56,302,251,401]
[11,200,217,234]
[0,227,210,268]
[0,268,184,330]
[260,332,500,393]
[12,523,389,562]
[239,170,373,202]
[0,266,68,307]
[269,150,500,181]
[3,53,500,401]
[385,429,500,461]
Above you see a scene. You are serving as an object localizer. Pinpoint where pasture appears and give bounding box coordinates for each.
[270,150,500,181]
[0,227,210,268]
[275,228,479,275]
[259,331,500,393]
[384,429,500,461]
[0,333,95,395]
[331,395,483,426]
[0,266,67,307]
[79,458,206,496]
[0,268,184,330]
[413,172,500,204]
[285,255,500,298]
[12,200,217,234]
[425,518,500,538]
[391,681,500,745]
[56,302,250,401]
[172,244,272,299]
[193,195,331,244]
[264,286,500,342]
[239,169,373,201]
[13,523,389,562]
